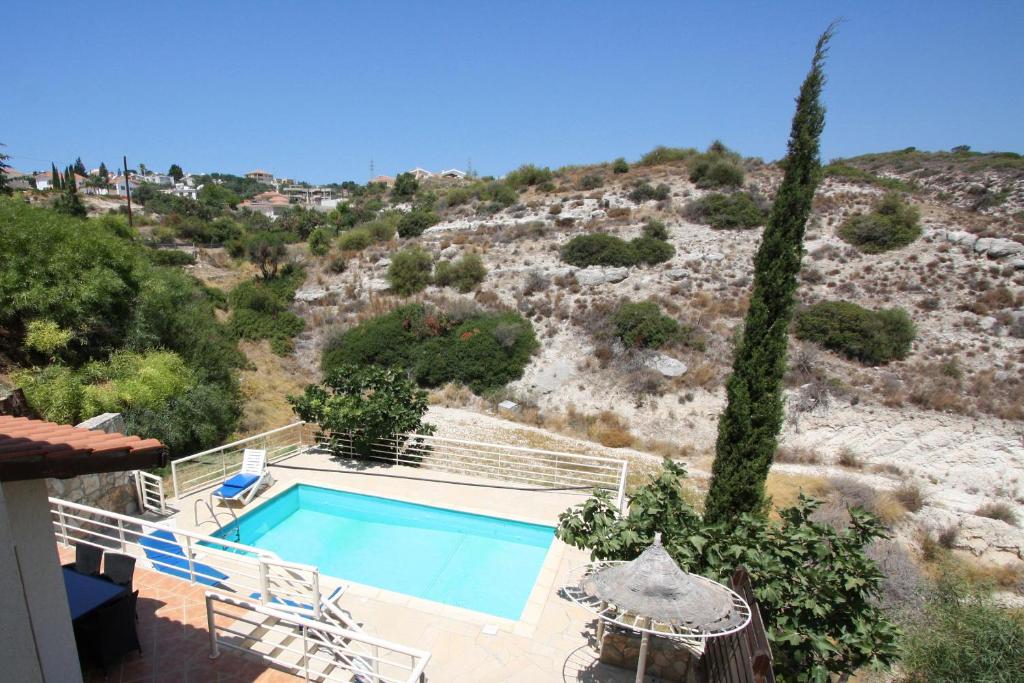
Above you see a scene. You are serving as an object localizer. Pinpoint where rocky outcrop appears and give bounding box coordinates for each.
[642,352,688,378]
[952,516,1024,562]
[940,229,1024,260]
[575,267,629,286]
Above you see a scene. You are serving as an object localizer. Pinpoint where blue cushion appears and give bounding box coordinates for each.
[224,473,259,488]
[249,591,313,611]
[139,530,229,587]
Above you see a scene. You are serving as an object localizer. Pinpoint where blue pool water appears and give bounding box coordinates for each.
[212,485,555,620]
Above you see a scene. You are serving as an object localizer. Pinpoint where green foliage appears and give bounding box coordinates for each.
[277,206,329,240]
[638,146,698,166]
[193,173,269,200]
[822,163,916,192]
[168,164,184,182]
[704,28,833,525]
[337,228,373,251]
[433,253,487,292]
[125,381,240,457]
[197,182,241,211]
[795,300,916,364]
[24,320,74,357]
[321,304,538,393]
[628,182,671,203]
[244,230,289,278]
[899,577,1024,683]
[838,192,922,253]
[289,364,435,457]
[685,192,768,229]
[147,248,196,266]
[561,233,637,267]
[52,183,87,217]
[0,143,11,195]
[630,236,675,264]
[308,227,331,256]
[557,460,901,682]
[641,218,669,240]
[228,267,306,355]
[387,246,434,295]
[613,301,679,348]
[577,174,603,190]
[396,209,440,238]
[688,141,745,189]
[392,172,419,199]
[504,164,554,189]
[611,157,630,174]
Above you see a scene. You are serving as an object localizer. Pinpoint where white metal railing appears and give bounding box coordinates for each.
[49,497,320,616]
[133,470,167,514]
[171,422,310,499]
[316,429,629,512]
[206,593,430,683]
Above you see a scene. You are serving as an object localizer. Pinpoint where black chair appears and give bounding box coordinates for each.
[75,590,142,671]
[69,544,103,576]
[102,553,136,592]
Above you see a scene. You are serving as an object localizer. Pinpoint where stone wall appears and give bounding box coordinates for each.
[45,413,139,514]
[599,625,698,683]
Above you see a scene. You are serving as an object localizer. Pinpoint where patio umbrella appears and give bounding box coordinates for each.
[564,533,750,683]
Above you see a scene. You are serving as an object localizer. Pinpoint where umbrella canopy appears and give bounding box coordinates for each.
[578,533,748,635]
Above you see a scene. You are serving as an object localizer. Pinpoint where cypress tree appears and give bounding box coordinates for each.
[51,163,61,191]
[703,25,835,525]
[0,143,10,195]
[73,156,86,176]
[98,161,108,180]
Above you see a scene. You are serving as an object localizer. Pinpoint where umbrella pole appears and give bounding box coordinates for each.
[635,622,651,682]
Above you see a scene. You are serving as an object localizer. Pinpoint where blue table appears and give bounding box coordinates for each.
[63,567,127,621]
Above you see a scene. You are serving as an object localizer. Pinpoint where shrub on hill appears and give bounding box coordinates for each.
[561,234,638,267]
[684,192,768,229]
[577,174,603,190]
[611,157,630,173]
[505,164,554,190]
[688,143,745,189]
[337,228,373,251]
[387,246,434,295]
[638,146,697,166]
[613,301,679,348]
[308,227,331,256]
[795,300,915,364]
[641,218,669,240]
[822,163,916,192]
[321,303,538,393]
[838,192,922,253]
[628,182,671,203]
[433,253,486,293]
[147,248,196,266]
[631,236,675,264]
[397,209,440,238]
[228,266,306,355]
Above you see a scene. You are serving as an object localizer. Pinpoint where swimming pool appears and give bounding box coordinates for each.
[212,484,555,620]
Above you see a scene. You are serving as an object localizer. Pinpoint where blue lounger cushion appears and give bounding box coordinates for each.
[140,529,229,587]
[249,591,313,612]
[213,473,260,500]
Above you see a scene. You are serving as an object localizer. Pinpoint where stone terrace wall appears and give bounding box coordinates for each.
[45,413,139,514]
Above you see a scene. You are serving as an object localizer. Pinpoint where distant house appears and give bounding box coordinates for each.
[239,190,291,219]
[439,168,467,180]
[407,168,434,181]
[369,175,395,187]
[167,184,200,200]
[2,168,32,191]
[110,175,140,197]
[33,173,53,191]
[139,173,173,187]
[246,169,274,185]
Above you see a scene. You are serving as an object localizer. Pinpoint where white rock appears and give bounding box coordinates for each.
[979,316,999,332]
[982,238,1024,259]
[1009,258,1024,270]
[367,279,389,292]
[575,267,629,286]
[643,353,688,377]
[943,229,977,247]
[706,252,725,262]
[954,515,1024,561]
[665,268,689,281]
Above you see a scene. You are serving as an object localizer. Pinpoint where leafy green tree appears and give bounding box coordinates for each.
[244,230,289,278]
[73,157,87,176]
[397,209,440,238]
[704,27,834,524]
[387,246,433,295]
[197,182,241,210]
[98,162,109,181]
[288,364,435,458]
[392,172,419,199]
[557,460,901,682]
[168,164,184,182]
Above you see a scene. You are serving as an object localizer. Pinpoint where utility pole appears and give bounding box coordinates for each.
[123,155,133,228]
[369,158,374,181]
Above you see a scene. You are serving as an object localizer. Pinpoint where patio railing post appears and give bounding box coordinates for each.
[259,560,270,603]
[301,624,311,682]
[57,503,69,547]
[617,462,629,514]
[184,535,196,584]
[117,517,126,551]
[171,462,180,500]
[206,594,220,659]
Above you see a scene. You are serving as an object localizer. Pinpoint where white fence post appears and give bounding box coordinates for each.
[184,535,196,584]
[57,502,69,547]
[617,461,629,514]
[206,594,220,659]
[171,463,180,500]
[259,560,270,604]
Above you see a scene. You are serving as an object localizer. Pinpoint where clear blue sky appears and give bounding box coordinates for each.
[5,1,1022,183]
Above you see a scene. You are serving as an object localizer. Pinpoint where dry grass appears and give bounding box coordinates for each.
[837,448,863,469]
[765,471,832,514]
[236,341,316,435]
[774,446,822,465]
[894,482,926,512]
[975,501,1019,526]
[428,382,476,408]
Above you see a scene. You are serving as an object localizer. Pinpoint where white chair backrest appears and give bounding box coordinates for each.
[241,448,267,475]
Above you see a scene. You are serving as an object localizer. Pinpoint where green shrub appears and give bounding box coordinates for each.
[689,158,744,188]
[578,174,603,190]
[24,320,74,357]
[638,146,697,166]
[433,253,486,293]
[900,577,1024,683]
[505,164,554,189]
[478,181,518,209]
[392,172,419,199]
[337,228,373,251]
[227,268,306,355]
[397,209,440,238]
[795,300,915,364]
[641,218,669,240]
[823,163,916,192]
[614,301,679,348]
[838,192,922,253]
[321,303,538,393]
[308,227,331,256]
[561,234,637,267]
[628,182,671,203]
[630,236,675,264]
[445,186,473,207]
[146,248,196,266]
[288,364,434,457]
[611,157,630,173]
[387,246,434,295]
[685,192,768,229]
